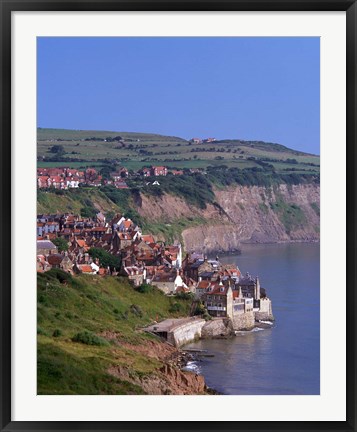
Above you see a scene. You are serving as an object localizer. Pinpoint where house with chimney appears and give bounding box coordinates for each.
[150,166,167,176]
[201,281,233,318]
[123,266,146,286]
[37,240,58,255]
[150,269,187,294]
[140,167,151,177]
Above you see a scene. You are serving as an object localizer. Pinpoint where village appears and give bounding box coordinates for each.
[37,164,274,345]
[37,165,178,190]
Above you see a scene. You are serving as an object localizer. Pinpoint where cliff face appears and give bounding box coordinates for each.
[136,184,320,253]
[107,339,207,395]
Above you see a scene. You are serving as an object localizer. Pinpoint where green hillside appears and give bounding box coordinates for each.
[37,270,193,395]
[37,128,320,173]
[37,188,121,216]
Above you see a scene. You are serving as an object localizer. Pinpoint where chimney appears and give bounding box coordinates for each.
[255,276,261,300]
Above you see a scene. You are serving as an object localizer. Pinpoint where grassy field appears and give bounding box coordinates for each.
[37,161,106,169]
[37,128,320,174]
[37,270,193,395]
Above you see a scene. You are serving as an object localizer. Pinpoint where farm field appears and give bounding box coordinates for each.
[37,128,320,174]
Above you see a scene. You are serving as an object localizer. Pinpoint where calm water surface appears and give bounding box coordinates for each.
[185,243,320,395]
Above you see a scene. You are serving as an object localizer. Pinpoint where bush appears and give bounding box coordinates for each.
[44,268,74,284]
[193,302,206,316]
[53,189,65,196]
[130,304,143,317]
[52,237,69,252]
[169,302,183,313]
[203,311,212,321]
[135,283,153,294]
[88,248,121,271]
[49,144,65,154]
[72,331,109,346]
[175,292,193,300]
[52,329,62,338]
[80,206,97,219]
[37,327,49,336]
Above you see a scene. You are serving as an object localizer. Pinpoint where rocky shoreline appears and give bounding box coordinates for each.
[105,336,212,395]
[106,315,275,395]
[176,318,275,394]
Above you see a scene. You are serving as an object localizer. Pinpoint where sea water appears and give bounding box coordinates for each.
[185,242,320,395]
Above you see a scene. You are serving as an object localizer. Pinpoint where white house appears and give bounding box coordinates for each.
[151,271,188,294]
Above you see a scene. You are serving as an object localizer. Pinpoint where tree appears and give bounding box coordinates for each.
[52,237,69,252]
[99,165,114,180]
[49,144,65,154]
[88,248,121,271]
[80,207,97,219]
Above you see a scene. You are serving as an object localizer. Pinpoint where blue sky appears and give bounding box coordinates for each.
[37,37,320,154]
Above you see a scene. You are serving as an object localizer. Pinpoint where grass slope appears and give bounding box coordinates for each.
[37,270,192,395]
[37,188,122,217]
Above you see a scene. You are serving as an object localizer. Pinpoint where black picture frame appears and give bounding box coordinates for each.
[1,1,356,431]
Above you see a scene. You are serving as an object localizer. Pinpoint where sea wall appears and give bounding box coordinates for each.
[201,318,234,338]
[255,298,274,322]
[168,319,206,347]
[232,311,255,331]
[254,312,275,322]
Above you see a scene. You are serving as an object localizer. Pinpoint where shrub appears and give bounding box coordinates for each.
[193,303,206,316]
[169,302,183,313]
[203,311,212,321]
[310,202,320,216]
[52,237,69,252]
[88,248,121,271]
[49,144,65,154]
[80,206,97,219]
[130,304,143,317]
[52,329,62,338]
[175,292,193,300]
[45,268,74,284]
[72,331,109,346]
[135,283,153,294]
[38,294,47,305]
[37,327,48,336]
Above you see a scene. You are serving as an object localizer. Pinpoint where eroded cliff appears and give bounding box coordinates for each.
[136,183,320,253]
